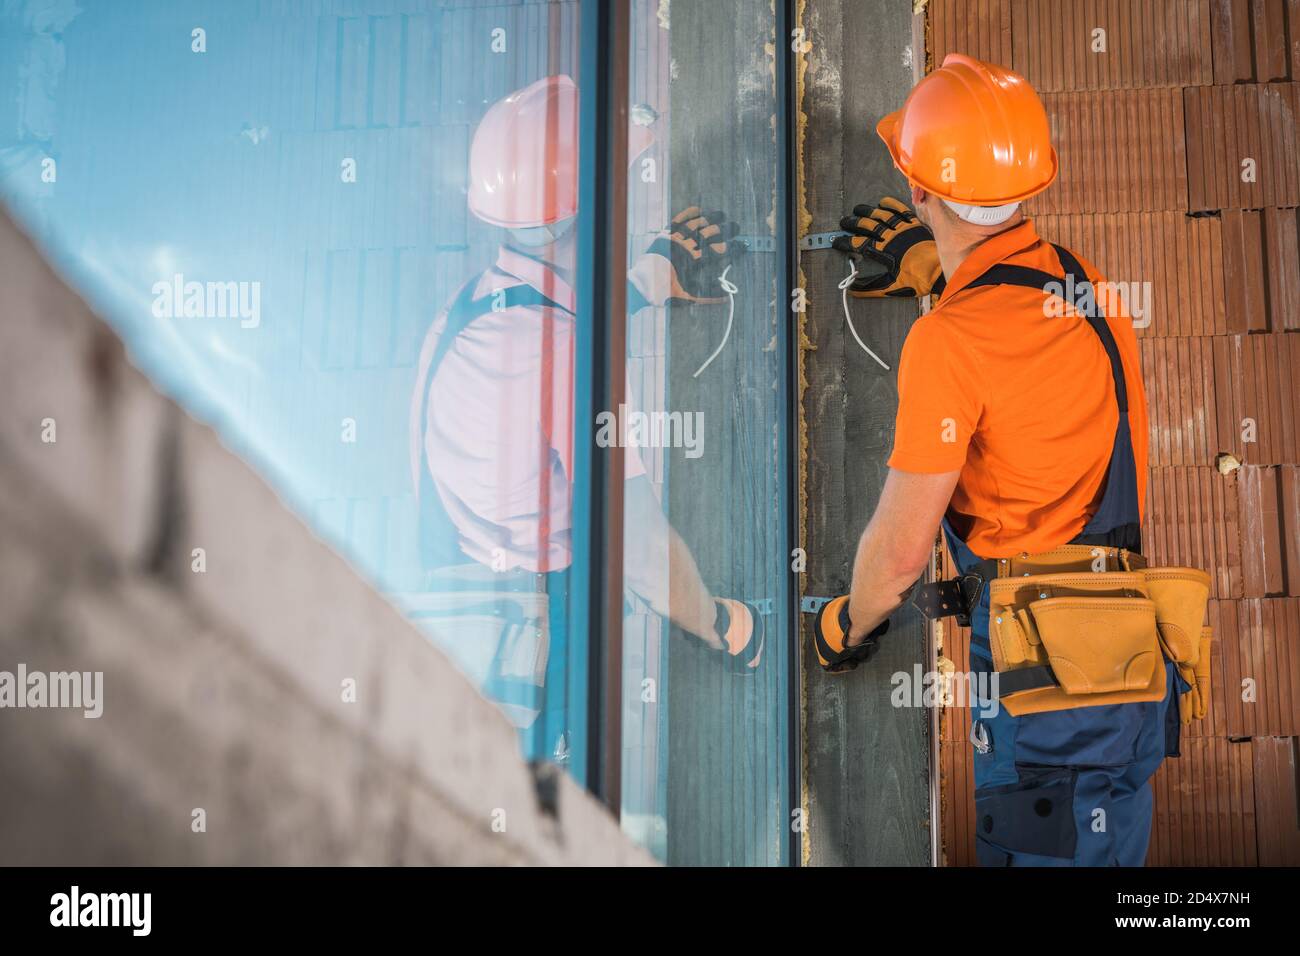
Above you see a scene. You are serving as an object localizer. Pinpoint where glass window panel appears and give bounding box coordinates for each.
[618,0,793,864]
[0,0,592,781]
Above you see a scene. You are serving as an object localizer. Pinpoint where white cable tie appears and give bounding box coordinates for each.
[839,261,890,371]
[692,265,738,378]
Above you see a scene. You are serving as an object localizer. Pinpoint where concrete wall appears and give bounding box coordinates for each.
[0,207,651,866]
[797,0,932,866]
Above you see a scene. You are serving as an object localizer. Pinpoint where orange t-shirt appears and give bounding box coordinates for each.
[887,219,1149,558]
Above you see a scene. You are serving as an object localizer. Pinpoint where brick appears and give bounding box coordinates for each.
[1255,0,1292,81]
[1187,84,1300,208]
[1240,465,1285,594]
[1282,465,1300,595]
[1252,736,1300,865]
[1211,0,1251,83]
[1222,597,1300,735]
[1032,88,1187,214]
[1264,207,1300,331]
[1150,737,1257,865]
[1222,211,1268,330]
[1011,0,1212,91]
[935,0,1013,69]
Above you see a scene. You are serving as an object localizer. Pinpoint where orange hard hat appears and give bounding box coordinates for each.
[877,54,1057,214]
[468,74,655,229]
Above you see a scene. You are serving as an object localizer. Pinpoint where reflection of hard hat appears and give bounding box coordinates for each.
[876,54,1057,224]
[468,74,655,229]
[469,75,578,228]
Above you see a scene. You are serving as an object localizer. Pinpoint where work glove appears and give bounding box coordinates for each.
[1177,627,1213,724]
[811,595,889,674]
[833,196,946,298]
[628,206,743,309]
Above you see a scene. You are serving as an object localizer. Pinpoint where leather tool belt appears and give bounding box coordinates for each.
[914,545,1212,719]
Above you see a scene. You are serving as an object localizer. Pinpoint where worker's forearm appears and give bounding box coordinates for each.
[846,520,925,642]
[838,467,957,646]
[623,476,719,645]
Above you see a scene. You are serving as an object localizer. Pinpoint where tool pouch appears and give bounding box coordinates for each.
[987,567,1210,717]
[1033,595,1159,694]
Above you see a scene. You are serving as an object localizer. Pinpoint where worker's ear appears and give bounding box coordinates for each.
[910,185,933,227]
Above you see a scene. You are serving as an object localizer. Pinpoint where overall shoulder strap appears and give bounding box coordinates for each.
[964,245,1128,413]
[1050,244,1128,414]
[427,281,574,385]
[414,278,574,570]
[960,243,1142,549]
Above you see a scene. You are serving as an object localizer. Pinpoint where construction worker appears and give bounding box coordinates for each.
[812,54,1182,866]
[409,74,764,734]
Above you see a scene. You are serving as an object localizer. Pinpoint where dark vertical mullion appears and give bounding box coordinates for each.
[575,0,630,810]
[777,0,802,867]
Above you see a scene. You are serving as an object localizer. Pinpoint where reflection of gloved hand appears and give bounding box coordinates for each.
[713,597,765,673]
[628,206,743,309]
[833,196,945,298]
[811,595,888,674]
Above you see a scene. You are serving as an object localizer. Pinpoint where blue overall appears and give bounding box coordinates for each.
[950,245,1184,867]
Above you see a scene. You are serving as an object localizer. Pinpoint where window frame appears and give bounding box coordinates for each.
[573,0,630,808]
[575,0,802,866]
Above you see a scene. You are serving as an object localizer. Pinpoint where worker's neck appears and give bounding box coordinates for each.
[934,215,1024,283]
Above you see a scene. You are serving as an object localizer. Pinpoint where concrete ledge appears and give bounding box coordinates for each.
[0,207,651,866]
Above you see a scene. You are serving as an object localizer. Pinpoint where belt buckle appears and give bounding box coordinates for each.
[956,571,986,628]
